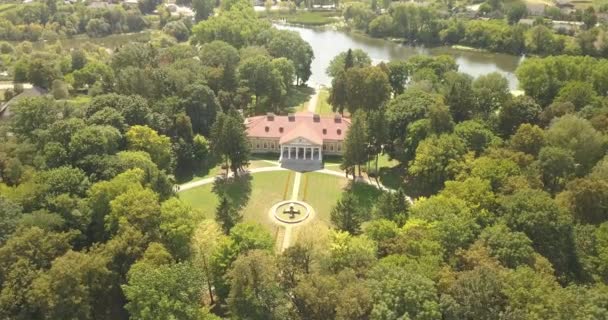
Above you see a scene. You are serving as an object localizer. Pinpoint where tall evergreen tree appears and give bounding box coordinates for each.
[344,49,354,70]
[365,110,388,175]
[215,196,241,234]
[210,112,250,177]
[341,111,368,177]
[330,192,367,234]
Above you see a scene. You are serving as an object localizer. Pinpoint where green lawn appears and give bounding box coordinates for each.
[260,10,340,26]
[298,172,347,225]
[0,3,17,14]
[298,172,384,225]
[315,89,333,115]
[181,169,386,247]
[180,159,278,183]
[180,171,294,233]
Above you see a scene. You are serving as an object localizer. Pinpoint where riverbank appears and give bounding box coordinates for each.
[260,10,341,26]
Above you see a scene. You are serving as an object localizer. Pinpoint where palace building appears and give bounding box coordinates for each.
[245,112,351,170]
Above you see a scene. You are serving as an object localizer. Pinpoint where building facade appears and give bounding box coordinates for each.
[245,112,351,169]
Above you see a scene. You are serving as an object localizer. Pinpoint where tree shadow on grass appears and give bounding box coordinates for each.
[285,86,314,113]
[378,165,405,190]
[211,173,252,209]
[348,181,384,212]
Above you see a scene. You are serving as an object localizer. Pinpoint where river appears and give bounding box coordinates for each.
[275,24,523,90]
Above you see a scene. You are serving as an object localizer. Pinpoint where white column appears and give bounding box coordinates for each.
[319,147,322,161]
[296,147,299,159]
[287,146,291,159]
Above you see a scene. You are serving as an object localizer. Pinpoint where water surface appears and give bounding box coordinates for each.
[276,24,523,89]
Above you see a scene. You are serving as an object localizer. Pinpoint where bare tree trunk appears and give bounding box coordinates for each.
[225,156,229,177]
[202,255,214,305]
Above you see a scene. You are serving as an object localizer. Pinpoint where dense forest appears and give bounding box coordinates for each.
[0,0,607,319]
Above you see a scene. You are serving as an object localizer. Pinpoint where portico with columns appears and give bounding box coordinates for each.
[279,140,322,162]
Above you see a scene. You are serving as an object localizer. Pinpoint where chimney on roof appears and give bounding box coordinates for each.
[334,113,342,123]
[266,112,274,121]
[313,114,320,122]
[288,113,295,122]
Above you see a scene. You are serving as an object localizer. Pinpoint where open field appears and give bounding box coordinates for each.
[259,10,340,26]
[315,88,333,115]
[180,171,295,233]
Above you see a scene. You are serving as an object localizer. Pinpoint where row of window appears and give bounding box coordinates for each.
[253,142,276,150]
[251,142,342,152]
[263,127,342,135]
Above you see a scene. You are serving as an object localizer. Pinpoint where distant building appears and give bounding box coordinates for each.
[165,3,195,17]
[555,0,574,9]
[526,2,547,16]
[245,112,351,170]
[0,87,48,120]
[87,1,112,9]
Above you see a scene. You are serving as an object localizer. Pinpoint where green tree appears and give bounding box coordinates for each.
[472,72,511,119]
[10,97,58,139]
[123,262,208,320]
[191,220,224,305]
[126,125,172,171]
[368,262,441,319]
[546,115,606,174]
[105,188,161,239]
[554,80,598,110]
[442,266,507,320]
[365,109,389,175]
[30,250,112,320]
[341,111,368,177]
[328,71,348,114]
[408,134,466,196]
[538,146,575,193]
[507,1,526,24]
[193,0,215,21]
[331,192,368,235]
[454,120,498,156]
[70,49,87,71]
[498,95,541,137]
[159,198,198,260]
[263,29,314,85]
[326,231,377,274]
[428,103,454,134]
[181,83,220,135]
[27,59,59,89]
[386,60,409,95]
[559,178,608,224]
[326,49,371,77]
[0,196,22,244]
[500,189,579,279]
[209,112,250,177]
[442,71,475,122]
[227,250,289,320]
[372,188,409,225]
[478,223,535,268]
[215,196,241,234]
[509,123,545,156]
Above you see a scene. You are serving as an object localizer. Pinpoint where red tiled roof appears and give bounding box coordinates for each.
[245,112,350,145]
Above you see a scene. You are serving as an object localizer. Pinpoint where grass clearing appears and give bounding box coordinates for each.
[260,10,340,26]
[181,159,278,183]
[180,171,294,233]
[0,3,17,14]
[315,88,333,115]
